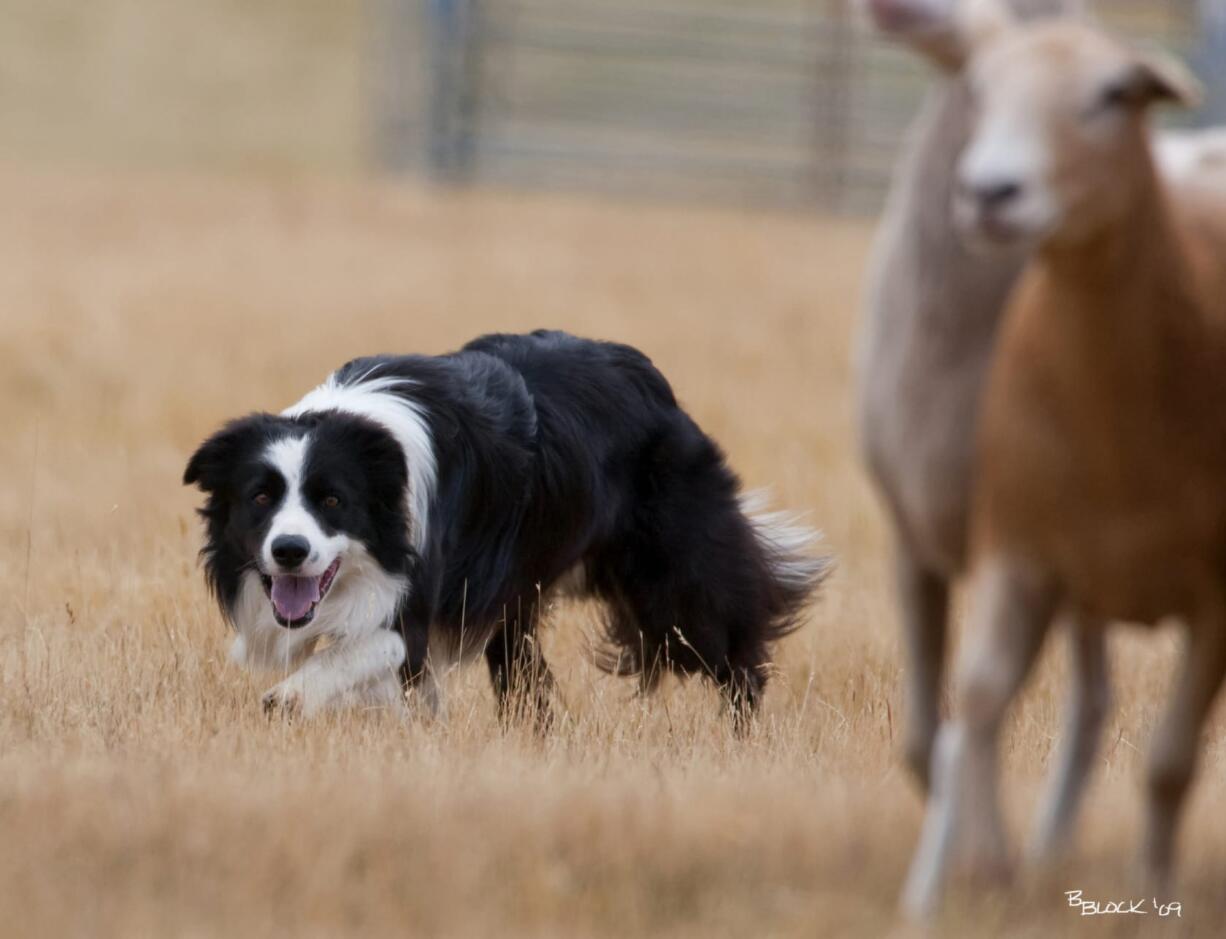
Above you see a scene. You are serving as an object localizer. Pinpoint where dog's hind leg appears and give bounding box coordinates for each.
[594,537,766,734]
[714,658,766,736]
[485,607,556,732]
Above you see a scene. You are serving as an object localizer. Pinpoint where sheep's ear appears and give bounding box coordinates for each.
[1105,53,1203,111]
[948,0,1015,66]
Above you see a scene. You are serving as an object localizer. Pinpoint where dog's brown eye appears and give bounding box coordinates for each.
[253,492,271,507]
[322,495,340,509]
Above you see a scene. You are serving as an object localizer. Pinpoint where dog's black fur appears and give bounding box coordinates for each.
[185,330,829,725]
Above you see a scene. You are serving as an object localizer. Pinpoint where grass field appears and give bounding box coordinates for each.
[2,168,1225,937]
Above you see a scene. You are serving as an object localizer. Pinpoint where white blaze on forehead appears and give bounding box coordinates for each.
[961,73,1051,192]
[283,373,437,553]
[262,433,348,575]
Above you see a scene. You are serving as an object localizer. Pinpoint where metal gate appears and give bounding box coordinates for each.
[374,0,1217,212]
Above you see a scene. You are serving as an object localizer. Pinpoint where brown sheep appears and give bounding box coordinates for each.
[902,2,1226,917]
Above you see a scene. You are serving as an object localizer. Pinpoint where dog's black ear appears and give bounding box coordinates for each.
[183,415,269,492]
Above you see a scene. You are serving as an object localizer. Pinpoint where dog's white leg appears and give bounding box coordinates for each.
[901,557,1058,919]
[262,629,407,717]
[344,670,410,715]
[229,634,248,666]
[1028,619,1110,865]
[231,629,316,674]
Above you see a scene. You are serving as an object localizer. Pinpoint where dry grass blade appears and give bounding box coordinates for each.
[1,170,1224,937]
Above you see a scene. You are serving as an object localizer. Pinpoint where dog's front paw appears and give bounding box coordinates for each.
[262,678,306,717]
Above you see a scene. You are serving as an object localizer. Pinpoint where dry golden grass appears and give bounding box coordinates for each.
[0,1,364,172]
[2,168,1225,937]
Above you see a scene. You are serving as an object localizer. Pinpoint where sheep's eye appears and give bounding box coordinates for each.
[1095,80,1134,114]
[253,492,271,507]
[322,495,340,509]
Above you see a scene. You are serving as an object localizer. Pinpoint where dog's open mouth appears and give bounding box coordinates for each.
[261,558,341,628]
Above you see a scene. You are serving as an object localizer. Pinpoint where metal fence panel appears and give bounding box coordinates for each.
[377,0,1213,211]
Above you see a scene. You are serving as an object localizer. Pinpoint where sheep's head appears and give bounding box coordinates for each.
[955,19,1201,249]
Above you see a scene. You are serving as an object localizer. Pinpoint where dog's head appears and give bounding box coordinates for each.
[184,411,411,630]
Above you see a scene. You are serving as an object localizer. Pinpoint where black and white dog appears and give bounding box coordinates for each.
[184,330,829,724]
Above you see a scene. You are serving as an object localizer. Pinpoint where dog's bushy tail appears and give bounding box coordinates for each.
[738,489,833,642]
[587,484,832,685]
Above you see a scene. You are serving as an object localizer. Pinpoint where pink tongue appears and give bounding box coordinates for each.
[270,575,321,622]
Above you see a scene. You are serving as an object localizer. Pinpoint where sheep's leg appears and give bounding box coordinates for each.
[897,543,950,791]
[1142,619,1226,891]
[1027,618,1111,864]
[901,558,1058,920]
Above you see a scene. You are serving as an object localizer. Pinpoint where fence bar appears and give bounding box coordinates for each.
[1200,0,1226,124]
[398,0,1203,210]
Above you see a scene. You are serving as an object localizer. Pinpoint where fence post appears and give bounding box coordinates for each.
[371,0,420,171]
[1200,0,1226,124]
[814,0,854,211]
[427,0,482,179]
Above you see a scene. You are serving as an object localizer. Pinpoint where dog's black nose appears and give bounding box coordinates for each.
[271,535,310,569]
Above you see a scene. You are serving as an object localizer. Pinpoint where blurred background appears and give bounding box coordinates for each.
[5,0,1222,211]
[6,4,1226,936]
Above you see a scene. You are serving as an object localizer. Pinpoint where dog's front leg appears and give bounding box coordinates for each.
[395,589,448,721]
[262,629,407,717]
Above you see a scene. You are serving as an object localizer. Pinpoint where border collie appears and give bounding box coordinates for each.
[184,330,830,725]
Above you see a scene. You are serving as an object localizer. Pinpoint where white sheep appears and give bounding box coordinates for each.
[856,1,1108,860]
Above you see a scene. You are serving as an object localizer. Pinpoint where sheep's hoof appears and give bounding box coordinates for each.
[962,851,1015,889]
